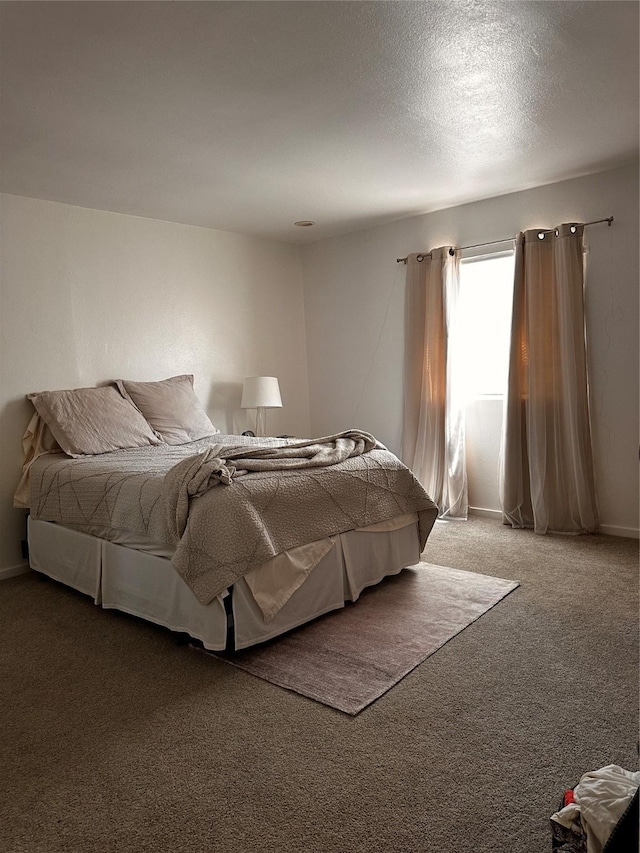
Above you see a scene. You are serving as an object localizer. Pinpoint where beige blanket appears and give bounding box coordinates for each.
[30,432,438,605]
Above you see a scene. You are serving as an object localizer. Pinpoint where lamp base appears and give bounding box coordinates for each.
[255,407,267,437]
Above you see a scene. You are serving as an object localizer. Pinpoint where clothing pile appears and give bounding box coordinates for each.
[551,765,639,853]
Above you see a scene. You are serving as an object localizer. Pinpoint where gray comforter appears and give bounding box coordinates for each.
[30,431,438,604]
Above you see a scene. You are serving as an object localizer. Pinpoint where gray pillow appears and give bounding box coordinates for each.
[115,374,218,445]
[28,385,163,457]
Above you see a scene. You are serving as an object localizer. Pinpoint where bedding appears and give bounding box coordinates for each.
[13,412,62,508]
[116,374,219,444]
[29,431,438,607]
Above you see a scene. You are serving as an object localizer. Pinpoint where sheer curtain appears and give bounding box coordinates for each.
[402,248,467,519]
[500,224,599,534]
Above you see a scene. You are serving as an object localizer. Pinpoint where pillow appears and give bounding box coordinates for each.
[27,385,163,457]
[115,374,219,445]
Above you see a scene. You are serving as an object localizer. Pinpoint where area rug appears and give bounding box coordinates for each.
[214,563,519,715]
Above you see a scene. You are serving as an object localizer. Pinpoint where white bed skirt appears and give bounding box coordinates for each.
[28,518,421,650]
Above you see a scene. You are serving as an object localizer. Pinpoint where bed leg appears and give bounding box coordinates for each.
[22,513,29,561]
[223,588,235,653]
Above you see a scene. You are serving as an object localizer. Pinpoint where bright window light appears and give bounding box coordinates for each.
[458,252,515,397]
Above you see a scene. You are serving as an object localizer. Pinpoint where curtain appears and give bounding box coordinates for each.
[402,248,468,519]
[500,224,599,534]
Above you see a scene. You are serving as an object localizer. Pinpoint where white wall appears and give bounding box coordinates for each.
[0,195,310,572]
[301,164,639,537]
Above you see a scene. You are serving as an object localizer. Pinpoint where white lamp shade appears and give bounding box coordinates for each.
[241,376,283,409]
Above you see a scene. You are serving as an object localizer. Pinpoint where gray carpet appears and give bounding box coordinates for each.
[0,517,637,853]
[215,564,519,714]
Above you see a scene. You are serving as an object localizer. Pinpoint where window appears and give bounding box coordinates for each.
[458,251,515,397]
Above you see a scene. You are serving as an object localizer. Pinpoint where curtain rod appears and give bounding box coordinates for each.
[395,216,614,264]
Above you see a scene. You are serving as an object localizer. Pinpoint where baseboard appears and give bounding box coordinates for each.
[468,508,639,539]
[469,506,502,520]
[0,562,30,580]
[599,524,639,540]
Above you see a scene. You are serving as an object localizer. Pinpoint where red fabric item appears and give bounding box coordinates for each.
[564,789,576,807]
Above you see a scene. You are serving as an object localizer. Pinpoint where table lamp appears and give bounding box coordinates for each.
[241,376,282,436]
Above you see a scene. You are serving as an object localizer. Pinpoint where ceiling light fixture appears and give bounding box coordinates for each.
[294,220,315,227]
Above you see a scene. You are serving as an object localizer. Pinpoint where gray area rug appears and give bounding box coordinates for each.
[214,563,519,714]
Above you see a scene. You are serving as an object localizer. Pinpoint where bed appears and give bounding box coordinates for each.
[16,376,439,650]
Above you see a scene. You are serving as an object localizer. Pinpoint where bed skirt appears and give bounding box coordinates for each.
[27,517,422,650]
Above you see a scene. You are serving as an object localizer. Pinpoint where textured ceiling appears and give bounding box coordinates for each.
[1,1,638,243]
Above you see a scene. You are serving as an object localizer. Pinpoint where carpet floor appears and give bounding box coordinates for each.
[214,564,519,714]
[0,517,637,853]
